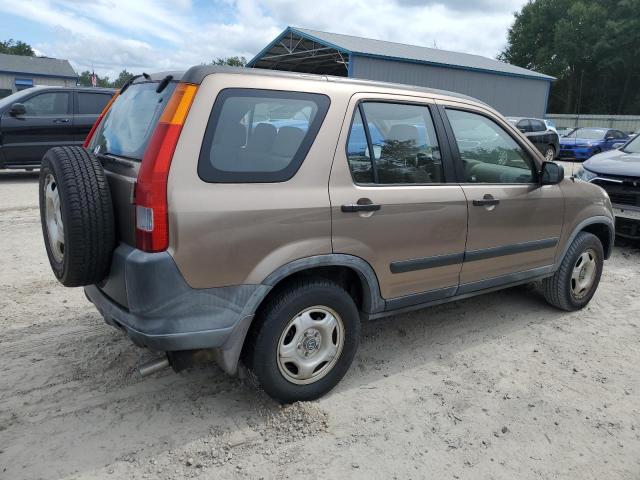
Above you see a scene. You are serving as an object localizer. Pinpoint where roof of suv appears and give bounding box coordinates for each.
[140,65,487,107]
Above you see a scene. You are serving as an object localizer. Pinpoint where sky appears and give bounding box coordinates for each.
[0,0,528,79]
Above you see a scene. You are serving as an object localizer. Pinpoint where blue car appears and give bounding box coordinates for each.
[559,127,629,161]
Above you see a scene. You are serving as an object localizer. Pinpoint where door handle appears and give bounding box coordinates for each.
[341,201,381,213]
[53,118,70,123]
[472,194,500,207]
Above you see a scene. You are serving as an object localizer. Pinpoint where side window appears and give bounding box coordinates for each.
[614,130,626,139]
[76,92,111,114]
[346,102,444,184]
[346,109,374,183]
[517,119,532,132]
[446,109,536,184]
[22,92,69,115]
[531,120,546,132]
[198,89,330,183]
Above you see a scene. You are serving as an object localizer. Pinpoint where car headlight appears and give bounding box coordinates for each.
[574,166,598,182]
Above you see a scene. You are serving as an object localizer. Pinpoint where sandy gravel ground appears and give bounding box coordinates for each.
[1,169,639,480]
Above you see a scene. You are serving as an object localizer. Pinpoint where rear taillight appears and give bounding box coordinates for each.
[83,92,118,148]
[135,83,198,252]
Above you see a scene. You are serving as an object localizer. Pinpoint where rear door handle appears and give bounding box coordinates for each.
[53,118,70,124]
[472,194,500,207]
[341,202,381,213]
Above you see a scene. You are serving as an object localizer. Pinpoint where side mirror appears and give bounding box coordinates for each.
[518,128,526,134]
[605,134,614,140]
[540,161,564,185]
[9,103,26,116]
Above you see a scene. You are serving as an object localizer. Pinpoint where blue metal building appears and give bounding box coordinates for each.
[248,27,554,117]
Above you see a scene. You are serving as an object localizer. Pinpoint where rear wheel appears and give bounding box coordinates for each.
[542,232,603,311]
[245,279,360,403]
[544,145,555,161]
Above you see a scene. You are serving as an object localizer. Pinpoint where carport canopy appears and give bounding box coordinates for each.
[249,28,350,76]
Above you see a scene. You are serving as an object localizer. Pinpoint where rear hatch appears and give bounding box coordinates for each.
[85,74,186,308]
[86,76,179,246]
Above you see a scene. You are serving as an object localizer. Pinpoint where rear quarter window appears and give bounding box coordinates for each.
[198,89,330,183]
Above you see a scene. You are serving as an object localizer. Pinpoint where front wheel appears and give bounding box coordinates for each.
[244,279,360,403]
[542,232,604,311]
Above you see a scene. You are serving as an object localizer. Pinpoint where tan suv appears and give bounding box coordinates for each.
[38,66,614,402]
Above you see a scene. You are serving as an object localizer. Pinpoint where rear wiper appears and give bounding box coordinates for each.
[120,72,151,94]
[156,75,173,93]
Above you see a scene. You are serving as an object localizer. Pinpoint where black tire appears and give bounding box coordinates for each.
[39,146,115,287]
[544,145,555,161]
[244,278,360,403]
[542,232,604,311]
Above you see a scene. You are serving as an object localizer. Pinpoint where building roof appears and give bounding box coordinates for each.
[0,53,77,79]
[249,26,554,81]
[178,64,486,106]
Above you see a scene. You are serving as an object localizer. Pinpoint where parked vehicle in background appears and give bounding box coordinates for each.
[543,119,558,133]
[575,134,640,239]
[559,127,629,161]
[629,130,639,139]
[506,117,560,160]
[38,66,614,402]
[557,127,575,137]
[0,86,115,169]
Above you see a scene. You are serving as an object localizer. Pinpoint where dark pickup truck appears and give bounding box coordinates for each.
[0,86,115,169]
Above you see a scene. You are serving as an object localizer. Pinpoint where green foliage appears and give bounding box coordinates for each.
[500,0,640,114]
[111,69,135,88]
[77,69,134,89]
[0,39,35,56]
[211,56,247,67]
[77,70,112,88]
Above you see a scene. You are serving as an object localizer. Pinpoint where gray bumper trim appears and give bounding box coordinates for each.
[85,244,271,360]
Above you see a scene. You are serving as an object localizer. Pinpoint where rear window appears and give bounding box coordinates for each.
[198,89,330,183]
[76,92,112,114]
[89,82,176,160]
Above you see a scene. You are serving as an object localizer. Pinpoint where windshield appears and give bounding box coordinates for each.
[622,135,640,154]
[89,81,176,160]
[566,128,606,140]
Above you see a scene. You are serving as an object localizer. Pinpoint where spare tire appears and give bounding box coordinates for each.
[39,146,115,287]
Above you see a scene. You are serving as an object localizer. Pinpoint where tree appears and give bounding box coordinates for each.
[0,39,35,56]
[500,0,640,114]
[112,69,135,89]
[211,56,247,67]
[77,70,112,88]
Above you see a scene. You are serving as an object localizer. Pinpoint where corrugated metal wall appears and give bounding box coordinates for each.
[545,114,640,133]
[351,55,550,117]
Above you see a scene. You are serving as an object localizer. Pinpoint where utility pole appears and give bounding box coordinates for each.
[575,69,584,127]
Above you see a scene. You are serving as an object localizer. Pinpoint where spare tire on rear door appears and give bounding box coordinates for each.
[39,146,115,287]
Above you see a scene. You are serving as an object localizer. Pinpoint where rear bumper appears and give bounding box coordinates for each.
[84,244,271,373]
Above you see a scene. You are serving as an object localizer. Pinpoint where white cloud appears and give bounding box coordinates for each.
[0,0,526,79]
